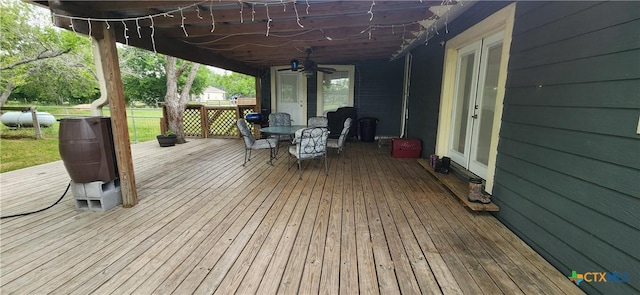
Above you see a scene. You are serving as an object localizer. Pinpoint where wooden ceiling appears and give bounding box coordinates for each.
[33,0,471,76]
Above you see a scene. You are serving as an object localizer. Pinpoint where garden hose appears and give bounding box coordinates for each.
[0,181,71,219]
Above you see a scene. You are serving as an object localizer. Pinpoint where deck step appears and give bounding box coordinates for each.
[417,159,499,212]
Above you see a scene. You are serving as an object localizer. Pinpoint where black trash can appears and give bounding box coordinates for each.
[359,117,378,142]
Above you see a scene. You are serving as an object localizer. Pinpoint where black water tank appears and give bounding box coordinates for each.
[59,117,118,183]
[359,117,378,142]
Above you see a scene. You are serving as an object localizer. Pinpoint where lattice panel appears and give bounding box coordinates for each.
[183,108,203,137]
[241,108,257,136]
[207,108,246,137]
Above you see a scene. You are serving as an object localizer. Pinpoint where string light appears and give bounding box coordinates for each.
[252,4,255,21]
[320,29,332,40]
[150,16,156,53]
[122,20,129,45]
[424,27,429,46]
[210,0,215,32]
[180,8,188,36]
[53,1,209,26]
[445,3,450,33]
[51,0,305,42]
[293,2,303,28]
[265,3,272,36]
[193,24,418,51]
[49,0,460,61]
[136,18,142,38]
[187,29,317,45]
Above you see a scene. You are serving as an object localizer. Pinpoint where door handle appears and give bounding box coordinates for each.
[472,114,478,119]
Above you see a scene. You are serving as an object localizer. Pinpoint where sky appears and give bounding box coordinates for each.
[209,66,232,75]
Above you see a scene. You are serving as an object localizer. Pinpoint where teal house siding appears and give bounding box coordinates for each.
[262,60,404,137]
[493,1,640,294]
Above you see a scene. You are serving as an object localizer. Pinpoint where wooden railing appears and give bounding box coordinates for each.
[162,104,257,138]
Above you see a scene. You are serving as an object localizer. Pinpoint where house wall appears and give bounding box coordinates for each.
[261,59,404,137]
[407,1,639,294]
[493,2,640,294]
[352,59,405,137]
[259,72,271,115]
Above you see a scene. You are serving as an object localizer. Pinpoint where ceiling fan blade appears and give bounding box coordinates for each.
[277,67,305,72]
[317,67,336,74]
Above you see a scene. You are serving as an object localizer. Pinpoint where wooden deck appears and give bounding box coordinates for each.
[0,138,583,294]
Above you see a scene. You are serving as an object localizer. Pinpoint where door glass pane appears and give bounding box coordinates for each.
[475,43,502,165]
[321,71,350,114]
[453,53,475,153]
[279,74,299,103]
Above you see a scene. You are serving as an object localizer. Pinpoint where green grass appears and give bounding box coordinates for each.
[0,104,240,172]
[0,107,164,173]
[0,126,61,173]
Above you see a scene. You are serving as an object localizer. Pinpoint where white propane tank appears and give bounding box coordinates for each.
[1,111,56,127]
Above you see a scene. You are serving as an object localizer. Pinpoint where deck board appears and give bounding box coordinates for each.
[0,138,584,294]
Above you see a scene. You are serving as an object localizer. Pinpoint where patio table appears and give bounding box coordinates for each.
[259,125,308,136]
[260,125,307,157]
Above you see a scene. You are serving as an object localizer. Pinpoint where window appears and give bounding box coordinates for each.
[316,65,355,116]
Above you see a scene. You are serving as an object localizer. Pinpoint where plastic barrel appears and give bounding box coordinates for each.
[59,117,118,183]
[359,117,378,142]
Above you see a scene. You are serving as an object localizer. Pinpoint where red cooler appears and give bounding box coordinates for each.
[391,138,422,158]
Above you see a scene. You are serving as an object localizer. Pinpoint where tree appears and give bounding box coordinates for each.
[0,0,90,107]
[10,55,99,105]
[120,47,166,106]
[210,72,256,98]
[119,46,211,107]
[164,56,199,144]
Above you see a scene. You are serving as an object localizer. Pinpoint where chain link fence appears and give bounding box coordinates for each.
[41,106,163,143]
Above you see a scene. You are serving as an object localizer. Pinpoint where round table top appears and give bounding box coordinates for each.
[260,125,307,135]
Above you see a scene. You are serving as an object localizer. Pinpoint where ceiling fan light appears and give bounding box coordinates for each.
[290,59,299,71]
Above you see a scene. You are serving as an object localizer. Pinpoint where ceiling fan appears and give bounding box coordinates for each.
[278,48,336,77]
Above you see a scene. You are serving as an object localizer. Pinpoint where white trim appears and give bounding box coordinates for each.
[447,40,481,168]
[435,3,516,193]
[401,53,412,137]
[316,65,355,116]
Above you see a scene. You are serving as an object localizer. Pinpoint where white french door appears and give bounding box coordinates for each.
[448,32,504,179]
[274,70,306,124]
